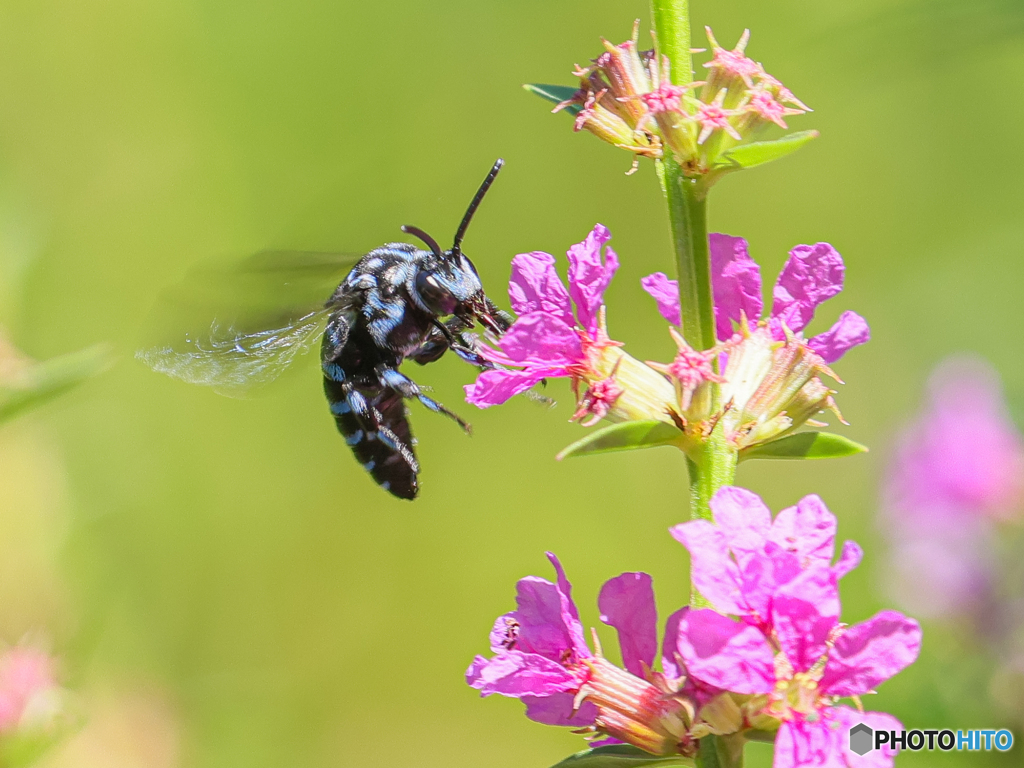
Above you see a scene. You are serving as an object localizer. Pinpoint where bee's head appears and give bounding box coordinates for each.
[400,159,509,331]
[411,245,484,316]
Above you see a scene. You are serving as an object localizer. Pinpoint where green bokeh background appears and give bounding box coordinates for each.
[0,0,1022,766]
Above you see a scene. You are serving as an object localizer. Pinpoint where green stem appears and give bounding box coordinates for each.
[654,6,742,767]
[687,431,737,523]
[662,160,716,352]
[651,0,692,87]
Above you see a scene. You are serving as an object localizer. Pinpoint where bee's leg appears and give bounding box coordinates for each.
[338,384,418,468]
[408,317,474,366]
[447,338,499,370]
[375,365,471,435]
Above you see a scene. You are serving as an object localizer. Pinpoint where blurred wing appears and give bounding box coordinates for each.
[137,250,360,397]
[137,309,332,397]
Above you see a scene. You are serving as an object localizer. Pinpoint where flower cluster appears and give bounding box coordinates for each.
[557,26,810,175]
[465,227,868,461]
[467,489,920,768]
[643,235,869,451]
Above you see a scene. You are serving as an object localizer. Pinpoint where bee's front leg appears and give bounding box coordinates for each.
[375,365,471,435]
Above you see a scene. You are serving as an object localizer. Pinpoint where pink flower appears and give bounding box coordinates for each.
[675,566,920,768]
[466,552,597,726]
[693,91,742,144]
[703,27,762,88]
[464,225,619,408]
[468,556,709,754]
[642,84,686,115]
[745,90,804,130]
[646,328,724,411]
[464,226,677,426]
[670,488,863,630]
[881,356,1024,617]
[0,647,58,733]
[759,72,812,112]
[642,234,869,363]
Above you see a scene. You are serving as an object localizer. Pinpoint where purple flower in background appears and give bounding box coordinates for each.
[881,356,1024,618]
[675,565,920,768]
[467,555,705,755]
[670,487,863,628]
[641,234,870,363]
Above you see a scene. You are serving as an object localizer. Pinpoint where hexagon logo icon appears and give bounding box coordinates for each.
[849,723,874,756]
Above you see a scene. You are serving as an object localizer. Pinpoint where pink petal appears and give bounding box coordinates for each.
[466,650,577,697]
[807,311,870,363]
[771,242,844,333]
[820,611,922,697]
[523,692,598,726]
[640,273,681,326]
[546,552,580,621]
[598,572,658,678]
[514,576,589,662]
[771,567,840,673]
[833,540,863,579]
[773,718,840,768]
[670,520,744,615]
[567,224,619,336]
[676,608,775,694]
[660,607,688,681]
[710,487,772,567]
[546,553,591,658]
[508,251,574,327]
[769,494,838,571]
[499,312,583,365]
[832,706,902,767]
[464,369,550,408]
[710,233,763,340]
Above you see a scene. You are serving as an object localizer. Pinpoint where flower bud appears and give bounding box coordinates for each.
[720,327,841,450]
[577,657,697,757]
[558,307,678,428]
[693,692,744,737]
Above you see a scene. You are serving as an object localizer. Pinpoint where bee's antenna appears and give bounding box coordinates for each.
[451,159,503,257]
[401,225,443,259]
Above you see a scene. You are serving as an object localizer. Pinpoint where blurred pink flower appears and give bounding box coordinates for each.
[641,235,869,363]
[882,356,1024,618]
[0,646,58,732]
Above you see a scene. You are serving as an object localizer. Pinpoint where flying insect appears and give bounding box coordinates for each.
[138,160,513,500]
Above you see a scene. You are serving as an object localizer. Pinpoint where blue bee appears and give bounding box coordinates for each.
[138,160,513,499]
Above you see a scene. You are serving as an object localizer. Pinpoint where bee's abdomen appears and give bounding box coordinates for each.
[323,377,419,500]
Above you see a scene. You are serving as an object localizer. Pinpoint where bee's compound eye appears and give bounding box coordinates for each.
[415,270,458,315]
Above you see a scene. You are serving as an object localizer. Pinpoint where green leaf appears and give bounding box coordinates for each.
[556,420,682,461]
[0,344,112,424]
[716,130,819,170]
[550,744,692,768]
[740,431,868,462]
[524,83,582,115]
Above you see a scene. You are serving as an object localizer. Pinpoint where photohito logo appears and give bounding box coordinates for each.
[849,723,1014,754]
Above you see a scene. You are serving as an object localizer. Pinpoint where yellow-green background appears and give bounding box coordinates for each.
[0,0,1020,765]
